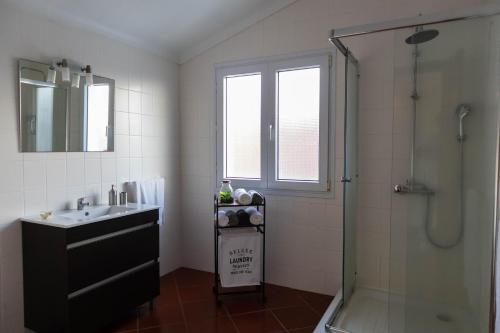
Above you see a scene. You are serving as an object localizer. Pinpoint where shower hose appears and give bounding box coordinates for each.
[424,140,464,249]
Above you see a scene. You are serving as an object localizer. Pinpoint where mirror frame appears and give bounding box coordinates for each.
[18,58,115,152]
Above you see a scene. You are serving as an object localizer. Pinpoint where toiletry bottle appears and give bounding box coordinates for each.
[119,191,128,205]
[109,185,117,205]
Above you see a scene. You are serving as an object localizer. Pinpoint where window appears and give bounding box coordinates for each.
[224,73,261,179]
[216,53,331,193]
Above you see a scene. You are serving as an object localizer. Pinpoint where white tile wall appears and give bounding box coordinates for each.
[129,113,142,136]
[115,88,129,112]
[115,111,130,135]
[0,4,180,332]
[129,90,142,114]
[178,0,480,296]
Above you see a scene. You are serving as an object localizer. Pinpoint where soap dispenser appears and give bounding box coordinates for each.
[108,185,117,206]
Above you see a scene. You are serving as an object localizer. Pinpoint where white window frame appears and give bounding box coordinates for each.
[215,51,333,195]
[268,55,330,192]
[216,63,268,189]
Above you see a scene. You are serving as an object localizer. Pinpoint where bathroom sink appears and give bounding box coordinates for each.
[21,203,159,228]
[57,205,135,221]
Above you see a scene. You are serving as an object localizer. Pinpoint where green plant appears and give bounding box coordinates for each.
[220,191,233,203]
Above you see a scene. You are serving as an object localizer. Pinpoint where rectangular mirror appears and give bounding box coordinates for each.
[19,59,115,152]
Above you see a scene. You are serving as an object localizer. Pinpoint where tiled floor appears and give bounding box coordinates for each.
[100,267,333,333]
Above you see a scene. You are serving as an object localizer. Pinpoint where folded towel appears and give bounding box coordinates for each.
[217,211,229,227]
[234,188,252,205]
[226,210,239,226]
[248,190,264,205]
[236,209,251,226]
[125,178,165,225]
[245,207,263,225]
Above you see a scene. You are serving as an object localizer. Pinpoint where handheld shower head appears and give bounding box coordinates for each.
[456,104,472,141]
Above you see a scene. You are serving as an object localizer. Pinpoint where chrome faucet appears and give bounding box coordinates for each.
[77,197,90,210]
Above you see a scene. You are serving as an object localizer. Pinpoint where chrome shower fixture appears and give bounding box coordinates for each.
[456,103,472,141]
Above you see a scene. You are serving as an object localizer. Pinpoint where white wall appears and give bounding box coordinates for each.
[179,0,481,296]
[0,4,181,332]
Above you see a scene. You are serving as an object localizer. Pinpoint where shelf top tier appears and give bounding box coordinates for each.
[214,194,265,208]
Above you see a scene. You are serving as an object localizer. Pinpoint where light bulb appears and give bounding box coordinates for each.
[46,66,56,84]
[60,59,70,82]
[83,65,93,86]
[61,67,70,82]
[71,73,80,88]
[86,72,93,86]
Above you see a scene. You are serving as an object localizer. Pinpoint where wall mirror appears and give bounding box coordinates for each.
[19,59,115,152]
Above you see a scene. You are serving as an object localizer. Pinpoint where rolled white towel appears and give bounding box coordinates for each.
[245,207,263,225]
[217,211,229,227]
[234,188,252,205]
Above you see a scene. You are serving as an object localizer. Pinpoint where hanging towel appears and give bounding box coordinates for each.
[248,190,264,205]
[245,207,263,225]
[234,188,252,205]
[225,210,239,226]
[236,209,251,226]
[217,211,229,227]
[125,178,165,225]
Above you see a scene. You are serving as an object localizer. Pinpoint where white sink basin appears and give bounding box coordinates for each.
[21,203,159,228]
[57,205,135,221]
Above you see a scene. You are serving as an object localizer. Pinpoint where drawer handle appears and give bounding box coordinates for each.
[68,261,156,299]
[67,223,155,250]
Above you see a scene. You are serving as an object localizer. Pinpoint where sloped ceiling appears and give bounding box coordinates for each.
[6,0,297,63]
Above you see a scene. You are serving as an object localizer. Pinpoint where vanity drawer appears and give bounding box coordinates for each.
[68,263,159,333]
[66,209,159,244]
[68,223,159,292]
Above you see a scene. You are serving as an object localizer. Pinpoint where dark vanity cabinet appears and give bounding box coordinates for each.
[22,208,160,333]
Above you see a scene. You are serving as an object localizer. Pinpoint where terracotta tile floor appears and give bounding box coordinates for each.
[100,267,333,333]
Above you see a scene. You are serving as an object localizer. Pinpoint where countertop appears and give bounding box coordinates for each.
[21,203,160,228]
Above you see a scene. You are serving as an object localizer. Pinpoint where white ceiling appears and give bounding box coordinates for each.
[7,0,297,63]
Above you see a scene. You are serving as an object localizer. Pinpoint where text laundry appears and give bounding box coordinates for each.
[230,257,253,264]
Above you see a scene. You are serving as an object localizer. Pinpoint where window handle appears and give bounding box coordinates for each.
[269,124,273,141]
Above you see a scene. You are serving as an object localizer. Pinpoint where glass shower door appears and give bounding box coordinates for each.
[390,16,499,333]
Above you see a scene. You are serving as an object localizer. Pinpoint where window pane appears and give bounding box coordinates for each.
[277,67,320,181]
[224,74,261,179]
[86,84,109,151]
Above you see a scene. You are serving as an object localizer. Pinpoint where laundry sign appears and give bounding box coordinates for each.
[218,229,261,288]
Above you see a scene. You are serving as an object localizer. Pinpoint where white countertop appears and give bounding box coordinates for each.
[21,203,160,228]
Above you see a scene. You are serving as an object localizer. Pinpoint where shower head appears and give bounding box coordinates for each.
[405,27,439,44]
[456,104,472,141]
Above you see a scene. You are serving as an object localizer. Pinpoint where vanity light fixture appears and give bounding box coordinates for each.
[82,65,93,86]
[46,65,56,84]
[57,59,70,82]
[48,59,94,86]
[71,72,80,88]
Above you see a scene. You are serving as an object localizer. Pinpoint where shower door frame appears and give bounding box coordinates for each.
[322,43,359,333]
[326,3,500,333]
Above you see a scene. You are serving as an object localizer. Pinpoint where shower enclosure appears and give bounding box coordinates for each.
[318,4,500,333]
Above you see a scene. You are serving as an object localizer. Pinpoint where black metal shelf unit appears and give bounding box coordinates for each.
[213,194,266,305]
